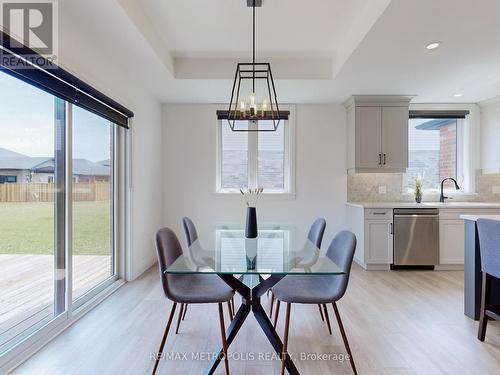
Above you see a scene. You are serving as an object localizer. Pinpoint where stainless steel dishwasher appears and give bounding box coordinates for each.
[393,208,439,268]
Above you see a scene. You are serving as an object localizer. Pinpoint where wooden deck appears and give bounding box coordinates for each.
[0,254,111,351]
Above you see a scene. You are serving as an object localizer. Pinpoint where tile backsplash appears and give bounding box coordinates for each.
[347,172,500,203]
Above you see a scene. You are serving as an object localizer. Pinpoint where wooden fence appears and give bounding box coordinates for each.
[0,182,110,202]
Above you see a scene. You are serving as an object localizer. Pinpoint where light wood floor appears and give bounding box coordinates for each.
[12,265,500,375]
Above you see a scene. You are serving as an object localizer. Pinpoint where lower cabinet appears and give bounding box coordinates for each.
[365,220,393,264]
[439,219,465,264]
[438,208,500,266]
[347,204,500,270]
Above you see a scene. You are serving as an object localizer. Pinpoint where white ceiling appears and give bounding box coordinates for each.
[332,0,500,104]
[141,0,378,58]
[59,0,500,104]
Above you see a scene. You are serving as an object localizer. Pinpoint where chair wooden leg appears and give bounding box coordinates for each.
[231,297,236,316]
[182,304,188,320]
[218,303,230,375]
[318,304,325,322]
[478,272,490,341]
[152,302,177,375]
[323,304,332,335]
[270,294,275,317]
[273,300,281,329]
[227,301,234,322]
[175,303,185,334]
[281,303,292,375]
[332,302,357,375]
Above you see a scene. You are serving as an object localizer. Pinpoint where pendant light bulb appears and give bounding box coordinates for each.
[249,92,256,116]
[262,98,268,110]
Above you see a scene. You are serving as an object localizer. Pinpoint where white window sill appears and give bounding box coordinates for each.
[214,190,296,200]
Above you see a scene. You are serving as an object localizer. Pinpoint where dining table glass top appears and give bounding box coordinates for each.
[165,224,344,276]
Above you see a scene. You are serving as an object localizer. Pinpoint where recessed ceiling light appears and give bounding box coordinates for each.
[426,42,440,50]
[454,93,463,97]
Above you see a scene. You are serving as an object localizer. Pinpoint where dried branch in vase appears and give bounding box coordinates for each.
[240,187,264,207]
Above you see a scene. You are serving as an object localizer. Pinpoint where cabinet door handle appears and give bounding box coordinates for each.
[390,222,393,235]
[378,154,382,165]
[383,154,387,165]
[373,212,386,216]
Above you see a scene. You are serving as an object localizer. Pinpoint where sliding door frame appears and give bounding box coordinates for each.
[54,98,67,316]
[65,103,73,309]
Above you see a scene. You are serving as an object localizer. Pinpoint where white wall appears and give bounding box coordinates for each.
[480,99,500,171]
[59,1,164,280]
[162,104,347,249]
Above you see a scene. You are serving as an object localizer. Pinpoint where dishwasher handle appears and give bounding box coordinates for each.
[394,214,439,218]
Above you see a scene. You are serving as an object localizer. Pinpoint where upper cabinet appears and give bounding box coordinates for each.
[346,96,414,173]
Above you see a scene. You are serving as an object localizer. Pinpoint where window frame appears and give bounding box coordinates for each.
[216,105,295,195]
[404,104,480,195]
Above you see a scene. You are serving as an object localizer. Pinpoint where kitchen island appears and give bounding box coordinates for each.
[461,215,500,320]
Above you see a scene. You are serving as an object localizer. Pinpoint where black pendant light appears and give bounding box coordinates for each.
[224,0,283,132]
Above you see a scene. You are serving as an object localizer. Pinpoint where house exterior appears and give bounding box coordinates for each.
[0,147,110,183]
[0,147,51,183]
[415,119,457,183]
[71,159,110,182]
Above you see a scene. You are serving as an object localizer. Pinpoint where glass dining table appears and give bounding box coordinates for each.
[165,224,344,375]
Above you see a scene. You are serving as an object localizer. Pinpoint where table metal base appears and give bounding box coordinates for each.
[204,274,299,375]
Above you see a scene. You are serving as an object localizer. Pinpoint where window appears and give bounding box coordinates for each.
[217,116,294,193]
[258,122,286,190]
[406,116,466,191]
[220,121,248,189]
[0,175,17,183]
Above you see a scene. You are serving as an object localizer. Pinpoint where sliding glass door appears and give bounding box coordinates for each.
[0,71,119,356]
[0,73,59,353]
[72,107,115,302]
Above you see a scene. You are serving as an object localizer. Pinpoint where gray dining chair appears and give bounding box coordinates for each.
[182,216,199,245]
[270,218,328,330]
[477,219,500,341]
[153,227,235,375]
[181,217,236,328]
[272,230,358,375]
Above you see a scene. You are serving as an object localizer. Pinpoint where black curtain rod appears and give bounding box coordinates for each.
[0,31,133,128]
[409,110,470,119]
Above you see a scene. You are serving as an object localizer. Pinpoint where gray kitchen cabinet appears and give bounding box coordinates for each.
[381,106,409,170]
[438,208,500,265]
[345,95,413,173]
[355,106,382,170]
[439,219,465,264]
[365,219,393,264]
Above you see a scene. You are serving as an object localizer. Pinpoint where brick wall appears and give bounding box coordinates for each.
[439,123,457,181]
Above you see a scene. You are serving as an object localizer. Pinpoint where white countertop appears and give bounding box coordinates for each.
[460,215,500,221]
[346,202,500,209]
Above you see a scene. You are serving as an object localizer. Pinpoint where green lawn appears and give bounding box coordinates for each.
[0,201,111,255]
